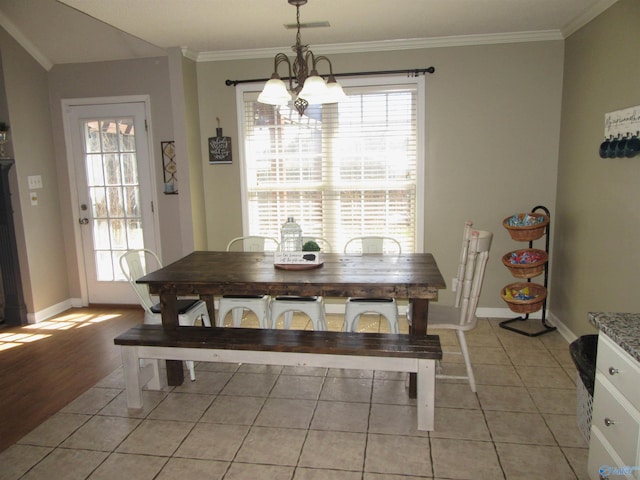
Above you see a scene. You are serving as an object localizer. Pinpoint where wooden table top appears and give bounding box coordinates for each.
[138,251,446,299]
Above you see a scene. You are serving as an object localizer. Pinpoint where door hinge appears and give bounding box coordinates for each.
[151,201,154,213]
[144,119,148,132]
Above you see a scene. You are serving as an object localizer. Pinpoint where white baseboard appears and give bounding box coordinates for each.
[69,297,86,308]
[545,310,579,344]
[27,298,79,324]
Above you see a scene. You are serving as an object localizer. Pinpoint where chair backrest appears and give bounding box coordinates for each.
[226,236,280,252]
[119,249,162,313]
[454,221,474,307]
[456,228,492,328]
[302,236,333,253]
[344,236,402,255]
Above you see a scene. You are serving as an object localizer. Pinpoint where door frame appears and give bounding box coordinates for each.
[61,95,161,306]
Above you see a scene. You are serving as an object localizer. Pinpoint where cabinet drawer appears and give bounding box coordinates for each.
[592,375,640,466]
[588,428,634,479]
[597,335,640,404]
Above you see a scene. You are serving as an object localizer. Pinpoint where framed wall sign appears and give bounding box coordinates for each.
[209,120,232,164]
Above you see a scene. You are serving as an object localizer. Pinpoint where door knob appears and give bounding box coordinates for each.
[79,218,89,225]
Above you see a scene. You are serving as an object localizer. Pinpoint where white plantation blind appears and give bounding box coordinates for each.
[238,76,423,253]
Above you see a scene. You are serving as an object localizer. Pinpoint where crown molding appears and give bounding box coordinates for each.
[180,47,199,62]
[561,0,619,37]
[0,10,53,71]
[196,30,564,62]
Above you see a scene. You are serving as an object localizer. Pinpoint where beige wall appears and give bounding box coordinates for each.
[166,49,207,254]
[0,29,68,315]
[552,0,640,336]
[46,56,187,292]
[197,41,564,309]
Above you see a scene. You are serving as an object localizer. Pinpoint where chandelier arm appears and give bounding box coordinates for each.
[273,53,294,90]
[310,55,334,76]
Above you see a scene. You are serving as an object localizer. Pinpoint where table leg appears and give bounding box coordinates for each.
[408,298,429,398]
[160,291,184,386]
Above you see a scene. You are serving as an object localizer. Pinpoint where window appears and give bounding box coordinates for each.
[237,75,424,253]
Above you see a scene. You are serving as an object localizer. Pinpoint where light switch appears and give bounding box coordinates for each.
[30,192,38,206]
[27,175,43,190]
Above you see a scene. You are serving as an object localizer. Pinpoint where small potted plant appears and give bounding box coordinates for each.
[302,240,321,252]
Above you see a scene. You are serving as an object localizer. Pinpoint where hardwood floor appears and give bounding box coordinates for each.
[0,307,142,452]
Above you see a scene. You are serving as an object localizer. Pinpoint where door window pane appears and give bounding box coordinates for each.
[81,116,142,281]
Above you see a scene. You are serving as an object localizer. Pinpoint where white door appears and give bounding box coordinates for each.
[65,101,158,304]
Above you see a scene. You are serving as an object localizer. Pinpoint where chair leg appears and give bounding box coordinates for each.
[283,311,294,329]
[186,361,196,381]
[343,311,359,332]
[316,309,327,331]
[216,305,228,327]
[231,307,244,327]
[383,313,399,333]
[457,330,476,392]
[218,299,270,328]
[270,301,325,330]
[258,301,271,328]
[270,310,300,329]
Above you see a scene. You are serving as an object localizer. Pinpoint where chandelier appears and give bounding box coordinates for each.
[257,0,346,116]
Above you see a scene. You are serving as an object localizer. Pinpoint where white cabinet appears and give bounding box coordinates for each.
[588,333,640,479]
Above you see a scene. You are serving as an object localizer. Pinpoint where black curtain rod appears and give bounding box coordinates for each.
[225,67,435,87]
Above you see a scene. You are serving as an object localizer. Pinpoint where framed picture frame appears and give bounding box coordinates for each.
[161,141,178,194]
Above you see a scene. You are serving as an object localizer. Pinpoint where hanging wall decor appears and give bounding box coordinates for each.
[161,141,178,194]
[208,117,232,164]
[599,105,640,158]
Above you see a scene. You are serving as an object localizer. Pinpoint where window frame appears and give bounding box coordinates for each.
[235,74,425,253]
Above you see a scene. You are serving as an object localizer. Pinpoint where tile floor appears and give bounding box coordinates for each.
[0,313,589,479]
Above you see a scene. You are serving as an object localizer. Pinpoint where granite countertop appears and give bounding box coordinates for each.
[589,312,640,363]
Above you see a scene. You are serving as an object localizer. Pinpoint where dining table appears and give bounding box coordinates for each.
[136,250,446,397]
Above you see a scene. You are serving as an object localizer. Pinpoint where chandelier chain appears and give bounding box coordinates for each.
[296,4,302,48]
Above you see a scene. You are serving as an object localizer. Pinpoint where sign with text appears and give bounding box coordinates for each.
[605,105,640,138]
[208,128,232,164]
[274,252,322,265]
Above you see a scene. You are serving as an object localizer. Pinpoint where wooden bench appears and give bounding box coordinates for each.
[114,325,442,431]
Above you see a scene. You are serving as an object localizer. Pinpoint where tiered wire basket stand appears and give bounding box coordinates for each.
[499,205,556,337]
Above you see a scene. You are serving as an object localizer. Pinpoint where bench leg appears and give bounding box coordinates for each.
[144,359,163,391]
[416,359,436,431]
[120,346,166,409]
[121,346,144,409]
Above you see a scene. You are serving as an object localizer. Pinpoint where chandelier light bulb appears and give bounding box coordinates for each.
[257,76,292,105]
[325,76,347,103]
[298,72,330,104]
